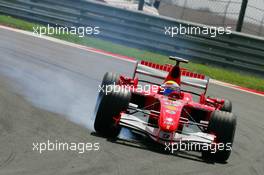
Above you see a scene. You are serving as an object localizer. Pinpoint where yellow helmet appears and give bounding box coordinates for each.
[162,81,180,96]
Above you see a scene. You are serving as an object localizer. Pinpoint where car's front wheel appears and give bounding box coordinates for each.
[94,85,131,137]
[202,110,237,162]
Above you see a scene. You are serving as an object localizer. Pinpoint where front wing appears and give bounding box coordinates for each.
[119,113,215,146]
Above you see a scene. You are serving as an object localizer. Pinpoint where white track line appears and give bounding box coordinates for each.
[210,79,264,97]
[0,25,136,63]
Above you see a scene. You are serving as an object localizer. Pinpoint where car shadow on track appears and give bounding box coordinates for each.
[90,130,225,165]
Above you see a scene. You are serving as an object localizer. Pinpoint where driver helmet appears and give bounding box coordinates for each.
[161,80,180,96]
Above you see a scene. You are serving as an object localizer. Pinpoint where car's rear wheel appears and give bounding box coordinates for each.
[94,85,131,137]
[221,99,232,112]
[208,96,232,112]
[202,110,237,162]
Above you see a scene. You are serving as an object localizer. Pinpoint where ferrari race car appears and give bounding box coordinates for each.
[94,56,237,162]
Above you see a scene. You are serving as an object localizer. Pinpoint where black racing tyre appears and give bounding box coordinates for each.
[99,72,120,97]
[221,99,232,112]
[202,110,237,162]
[94,85,131,137]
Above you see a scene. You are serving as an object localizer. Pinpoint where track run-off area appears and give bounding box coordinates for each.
[0,26,264,175]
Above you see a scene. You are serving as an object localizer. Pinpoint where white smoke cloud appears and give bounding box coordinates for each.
[0,57,98,130]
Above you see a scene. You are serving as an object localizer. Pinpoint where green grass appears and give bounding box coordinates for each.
[1,15,264,91]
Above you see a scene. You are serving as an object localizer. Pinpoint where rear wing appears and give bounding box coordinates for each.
[134,60,209,91]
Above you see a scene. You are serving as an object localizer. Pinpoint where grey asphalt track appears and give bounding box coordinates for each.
[0,27,264,175]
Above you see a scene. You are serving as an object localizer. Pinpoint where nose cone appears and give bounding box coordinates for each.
[159,116,177,132]
[159,108,181,132]
[158,98,184,132]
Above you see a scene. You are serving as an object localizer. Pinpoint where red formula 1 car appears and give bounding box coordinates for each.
[94,56,237,162]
